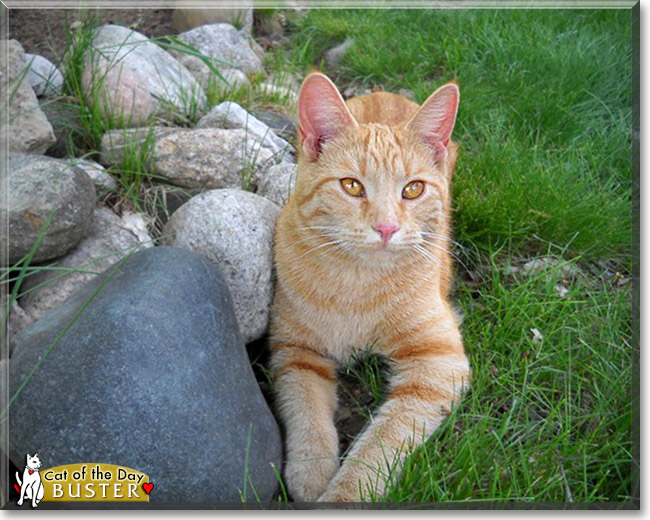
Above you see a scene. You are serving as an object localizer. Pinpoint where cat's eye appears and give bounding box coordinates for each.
[402,180,425,200]
[340,178,366,198]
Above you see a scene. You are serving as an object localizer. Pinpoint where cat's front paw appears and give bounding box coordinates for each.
[317,483,362,503]
[285,455,339,502]
[318,469,374,503]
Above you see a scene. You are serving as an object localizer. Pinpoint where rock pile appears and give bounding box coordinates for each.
[3,7,304,502]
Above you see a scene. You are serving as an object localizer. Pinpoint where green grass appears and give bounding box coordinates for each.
[279,8,635,504]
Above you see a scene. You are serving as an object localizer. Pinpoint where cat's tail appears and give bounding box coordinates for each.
[15,472,21,486]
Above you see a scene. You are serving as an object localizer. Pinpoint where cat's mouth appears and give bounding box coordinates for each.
[355,240,411,259]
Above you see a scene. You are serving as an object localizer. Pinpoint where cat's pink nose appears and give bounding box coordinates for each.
[374,222,400,244]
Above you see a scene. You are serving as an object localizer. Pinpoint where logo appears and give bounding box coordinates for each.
[15,454,153,506]
[15,453,44,508]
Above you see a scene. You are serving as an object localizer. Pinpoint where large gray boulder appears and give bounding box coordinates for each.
[0,40,55,155]
[177,23,263,75]
[9,246,283,502]
[83,25,206,124]
[163,190,280,343]
[1,155,95,266]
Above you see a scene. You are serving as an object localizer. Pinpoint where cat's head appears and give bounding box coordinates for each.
[26,453,42,469]
[293,72,459,266]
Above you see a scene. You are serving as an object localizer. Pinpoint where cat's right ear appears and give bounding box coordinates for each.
[298,73,357,161]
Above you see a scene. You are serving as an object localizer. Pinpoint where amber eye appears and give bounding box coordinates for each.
[340,178,366,197]
[402,180,425,200]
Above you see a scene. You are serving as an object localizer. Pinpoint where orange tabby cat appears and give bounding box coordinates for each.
[269,72,470,502]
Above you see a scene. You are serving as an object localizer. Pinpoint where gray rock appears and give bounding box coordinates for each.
[324,39,354,70]
[171,7,254,37]
[100,127,276,191]
[0,40,55,155]
[99,126,176,167]
[154,128,276,191]
[197,102,294,158]
[177,54,250,92]
[1,155,96,266]
[522,257,583,282]
[9,246,282,502]
[177,23,263,75]
[163,190,280,343]
[5,299,33,355]
[65,158,118,195]
[257,162,297,206]
[1,39,26,78]
[39,98,86,158]
[83,25,206,124]
[251,110,297,142]
[19,207,152,323]
[24,53,63,97]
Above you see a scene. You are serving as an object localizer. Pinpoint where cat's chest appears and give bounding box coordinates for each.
[282,267,413,360]
[304,305,380,360]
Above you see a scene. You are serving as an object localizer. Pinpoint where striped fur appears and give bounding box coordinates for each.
[269,73,470,502]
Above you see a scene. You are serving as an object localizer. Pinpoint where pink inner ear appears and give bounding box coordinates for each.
[407,83,459,158]
[298,73,356,161]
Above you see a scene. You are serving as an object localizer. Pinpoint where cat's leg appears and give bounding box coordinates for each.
[318,324,469,502]
[31,482,41,508]
[271,342,340,502]
[35,480,44,505]
[17,479,26,506]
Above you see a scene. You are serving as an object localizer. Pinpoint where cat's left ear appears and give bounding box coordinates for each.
[405,82,459,160]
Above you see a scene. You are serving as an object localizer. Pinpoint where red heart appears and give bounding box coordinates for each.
[28,470,34,475]
[13,484,20,494]
[142,482,154,495]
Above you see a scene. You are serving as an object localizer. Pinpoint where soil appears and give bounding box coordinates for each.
[7,9,176,63]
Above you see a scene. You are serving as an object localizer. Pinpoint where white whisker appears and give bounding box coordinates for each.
[412,244,445,271]
[420,231,467,252]
[297,239,344,260]
[294,233,335,245]
[420,239,469,272]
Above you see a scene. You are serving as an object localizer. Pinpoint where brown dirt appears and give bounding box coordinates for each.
[8,9,176,63]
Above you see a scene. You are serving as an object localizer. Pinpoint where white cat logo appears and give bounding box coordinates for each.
[15,453,44,508]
